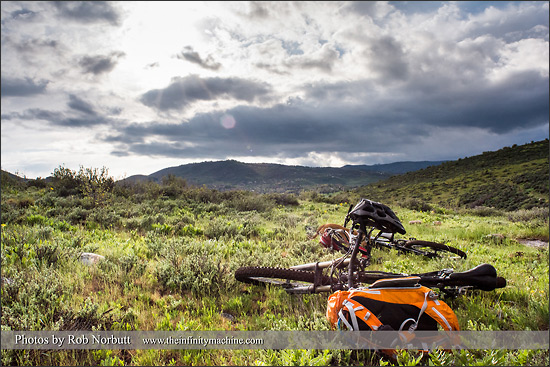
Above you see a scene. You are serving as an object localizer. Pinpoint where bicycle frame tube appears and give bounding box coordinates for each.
[348,223,371,289]
[290,257,351,271]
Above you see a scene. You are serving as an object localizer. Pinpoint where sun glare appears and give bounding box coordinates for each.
[111,2,218,93]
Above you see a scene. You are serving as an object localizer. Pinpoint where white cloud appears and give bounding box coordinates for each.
[1,1,548,179]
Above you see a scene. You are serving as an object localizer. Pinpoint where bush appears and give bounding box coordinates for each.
[26,214,47,226]
[1,267,69,330]
[155,242,227,296]
[67,207,89,224]
[51,165,114,207]
[177,223,203,237]
[463,206,504,217]
[266,193,300,206]
[508,207,549,223]
[401,197,433,212]
[87,208,122,229]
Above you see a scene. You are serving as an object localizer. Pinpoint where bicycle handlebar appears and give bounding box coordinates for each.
[357,263,506,292]
[421,263,506,291]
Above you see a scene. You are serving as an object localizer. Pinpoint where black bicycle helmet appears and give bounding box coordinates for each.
[347,198,406,234]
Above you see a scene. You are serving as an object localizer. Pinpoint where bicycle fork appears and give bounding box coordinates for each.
[348,225,375,289]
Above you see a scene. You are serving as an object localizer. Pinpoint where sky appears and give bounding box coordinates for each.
[1,1,548,180]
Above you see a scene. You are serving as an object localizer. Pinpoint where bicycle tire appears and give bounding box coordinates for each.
[235,266,333,292]
[403,240,467,259]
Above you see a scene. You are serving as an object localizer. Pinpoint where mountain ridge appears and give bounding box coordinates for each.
[121,159,447,193]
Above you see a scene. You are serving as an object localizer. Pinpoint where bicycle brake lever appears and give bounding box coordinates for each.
[439,268,454,278]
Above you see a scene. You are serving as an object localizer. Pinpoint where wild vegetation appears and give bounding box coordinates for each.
[355,140,549,212]
[1,142,548,366]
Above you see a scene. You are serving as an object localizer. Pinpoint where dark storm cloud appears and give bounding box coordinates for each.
[2,94,113,127]
[177,46,222,71]
[140,75,273,111]
[245,2,271,19]
[364,36,409,81]
[2,108,112,128]
[107,63,549,161]
[104,100,416,160]
[2,108,111,128]
[344,1,383,16]
[67,94,97,115]
[9,8,37,20]
[398,70,549,133]
[78,52,125,75]
[1,77,48,97]
[11,38,60,54]
[52,1,121,26]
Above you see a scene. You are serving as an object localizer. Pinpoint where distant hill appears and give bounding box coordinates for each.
[122,160,393,193]
[0,159,453,194]
[343,161,447,175]
[355,140,549,211]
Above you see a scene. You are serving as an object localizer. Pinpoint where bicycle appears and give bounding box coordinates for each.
[315,201,466,261]
[235,198,506,297]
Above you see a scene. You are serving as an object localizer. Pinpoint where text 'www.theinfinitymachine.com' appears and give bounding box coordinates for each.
[142,336,264,347]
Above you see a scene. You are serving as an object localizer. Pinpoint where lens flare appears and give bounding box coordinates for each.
[220,114,236,129]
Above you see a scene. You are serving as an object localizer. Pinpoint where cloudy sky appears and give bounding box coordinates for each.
[1,1,548,179]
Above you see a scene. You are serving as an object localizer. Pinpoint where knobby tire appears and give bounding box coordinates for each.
[235,266,333,287]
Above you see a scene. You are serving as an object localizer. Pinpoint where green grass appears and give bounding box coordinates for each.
[1,168,548,366]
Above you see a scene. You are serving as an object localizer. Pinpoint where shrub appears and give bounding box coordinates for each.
[223,191,274,212]
[25,214,47,226]
[67,207,89,224]
[152,223,173,235]
[1,267,69,330]
[51,165,114,207]
[266,193,300,206]
[155,247,226,296]
[52,166,81,197]
[87,208,122,229]
[508,207,549,223]
[14,197,35,208]
[160,175,188,198]
[204,218,240,239]
[465,206,503,217]
[401,197,433,212]
[177,223,203,237]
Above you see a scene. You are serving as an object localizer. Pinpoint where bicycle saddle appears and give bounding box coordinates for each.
[347,198,406,235]
[449,263,497,280]
[449,263,506,291]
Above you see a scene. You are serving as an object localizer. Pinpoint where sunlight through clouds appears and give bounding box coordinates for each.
[1,1,548,178]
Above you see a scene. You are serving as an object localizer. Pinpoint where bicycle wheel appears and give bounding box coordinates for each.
[403,240,467,259]
[235,266,333,293]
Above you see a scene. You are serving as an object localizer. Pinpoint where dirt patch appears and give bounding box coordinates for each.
[516,239,549,249]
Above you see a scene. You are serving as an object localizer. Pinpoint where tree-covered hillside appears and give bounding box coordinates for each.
[355,140,549,211]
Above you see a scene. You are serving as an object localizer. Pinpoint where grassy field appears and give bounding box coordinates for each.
[1,167,548,366]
